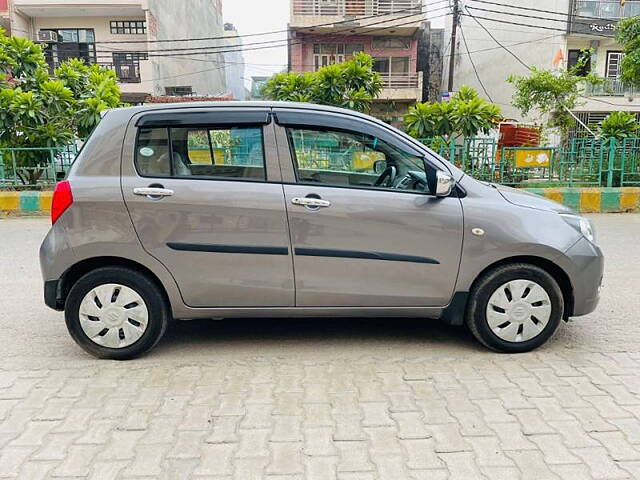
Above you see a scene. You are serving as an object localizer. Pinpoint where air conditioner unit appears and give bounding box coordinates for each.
[37,30,58,43]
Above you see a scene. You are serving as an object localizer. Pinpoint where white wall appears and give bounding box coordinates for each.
[146,0,226,97]
[223,25,247,100]
[442,0,571,120]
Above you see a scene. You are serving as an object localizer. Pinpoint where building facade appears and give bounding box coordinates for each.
[3,0,227,103]
[223,22,247,101]
[288,0,427,124]
[442,0,639,132]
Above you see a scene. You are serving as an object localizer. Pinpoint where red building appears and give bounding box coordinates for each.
[288,0,426,123]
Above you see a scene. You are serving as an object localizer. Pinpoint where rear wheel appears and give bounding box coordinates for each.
[65,267,169,359]
[466,263,564,353]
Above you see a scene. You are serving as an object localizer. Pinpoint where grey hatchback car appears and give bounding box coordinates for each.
[40,101,603,359]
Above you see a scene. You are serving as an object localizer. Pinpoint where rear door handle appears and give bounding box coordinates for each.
[133,187,174,198]
[291,197,331,208]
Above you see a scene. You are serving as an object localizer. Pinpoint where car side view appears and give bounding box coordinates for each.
[40,101,603,359]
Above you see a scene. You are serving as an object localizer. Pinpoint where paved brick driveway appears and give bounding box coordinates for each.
[1,215,640,479]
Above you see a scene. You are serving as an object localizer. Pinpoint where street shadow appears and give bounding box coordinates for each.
[152,315,484,357]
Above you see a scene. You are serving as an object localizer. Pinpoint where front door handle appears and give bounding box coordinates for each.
[133,187,174,198]
[291,197,331,208]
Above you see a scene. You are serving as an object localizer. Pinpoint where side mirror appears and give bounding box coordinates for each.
[426,167,455,197]
[373,160,387,174]
[435,171,455,197]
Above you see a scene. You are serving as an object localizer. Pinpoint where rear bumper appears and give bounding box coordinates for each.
[44,279,64,311]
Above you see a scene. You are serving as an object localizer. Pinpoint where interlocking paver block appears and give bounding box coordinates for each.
[529,434,581,465]
[267,442,304,475]
[571,446,631,479]
[467,436,515,467]
[610,417,640,444]
[509,409,556,435]
[506,450,561,480]
[401,438,443,469]
[427,424,472,453]
[52,445,100,477]
[438,452,487,480]
[567,407,617,432]
[391,411,430,439]
[272,415,303,442]
[10,419,59,446]
[233,457,269,480]
[474,398,516,423]
[16,461,56,480]
[236,428,270,458]
[0,445,37,477]
[207,415,241,444]
[193,443,236,476]
[126,443,170,476]
[335,441,374,472]
[304,426,337,456]
[490,422,537,451]
[591,431,640,461]
[167,430,207,459]
[304,456,339,480]
[333,413,367,441]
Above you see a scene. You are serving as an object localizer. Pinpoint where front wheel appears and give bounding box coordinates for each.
[65,267,169,359]
[466,263,564,353]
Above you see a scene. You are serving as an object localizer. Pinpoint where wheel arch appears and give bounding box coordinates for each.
[468,255,574,319]
[59,256,171,310]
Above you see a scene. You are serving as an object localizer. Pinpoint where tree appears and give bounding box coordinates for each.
[616,16,640,87]
[0,28,122,184]
[403,86,501,139]
[507,59,601,136]
[598,111,639,140]
[262,53,382,112]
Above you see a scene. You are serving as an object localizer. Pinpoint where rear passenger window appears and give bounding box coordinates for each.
[136,128,172,177]
[135,126,266,180]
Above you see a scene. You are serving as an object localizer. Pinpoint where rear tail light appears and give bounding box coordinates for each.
[51,180,73,225]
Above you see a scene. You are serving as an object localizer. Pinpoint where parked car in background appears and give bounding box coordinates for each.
[40,102,603,359]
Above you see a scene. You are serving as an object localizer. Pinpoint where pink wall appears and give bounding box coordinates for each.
[0,0,8,11]
[290,33,418,74]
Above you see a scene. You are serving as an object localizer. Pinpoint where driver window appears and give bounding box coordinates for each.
[287,127,427,192]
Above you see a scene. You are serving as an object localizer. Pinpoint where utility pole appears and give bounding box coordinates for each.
[447,0,460,93]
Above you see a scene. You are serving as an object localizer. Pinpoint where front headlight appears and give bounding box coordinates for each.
[560,214,596,243]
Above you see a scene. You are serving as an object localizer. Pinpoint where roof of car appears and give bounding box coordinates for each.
[112,101,378,122]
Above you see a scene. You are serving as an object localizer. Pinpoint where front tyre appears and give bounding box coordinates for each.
[65,267,169,360]
[466,263,564,353]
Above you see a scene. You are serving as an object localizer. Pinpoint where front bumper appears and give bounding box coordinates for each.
[563,237,604,317]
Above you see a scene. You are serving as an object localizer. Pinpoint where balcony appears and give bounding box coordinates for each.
[585,78,638,97]
[13,0,145,17]
[569,0,640,35]
[377,72,422,101]
[290,0,423,32]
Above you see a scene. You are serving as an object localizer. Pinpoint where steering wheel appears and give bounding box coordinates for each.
[374,165,398,188]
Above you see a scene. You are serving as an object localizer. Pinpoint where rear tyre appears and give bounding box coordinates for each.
[466,263,564,353]
[65,267,169,359]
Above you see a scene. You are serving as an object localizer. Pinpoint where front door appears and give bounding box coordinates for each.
[278,122,464,307]
[122,110,294,308]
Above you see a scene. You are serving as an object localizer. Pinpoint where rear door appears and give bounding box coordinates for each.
[273,108,464,307]
[121,108,294,308]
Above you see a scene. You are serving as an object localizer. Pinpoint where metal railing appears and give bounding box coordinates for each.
[292,0,422,16]
[2,137,639,189]
[0,145,78,189]
[47,60,142,83]
[574,0,640,19]
[585,78,639,97]
[418,136,640,187]
[379,72,420,89]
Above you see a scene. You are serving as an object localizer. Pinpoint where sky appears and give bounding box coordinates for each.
[221,0,447,89]
[222,0,291,88]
